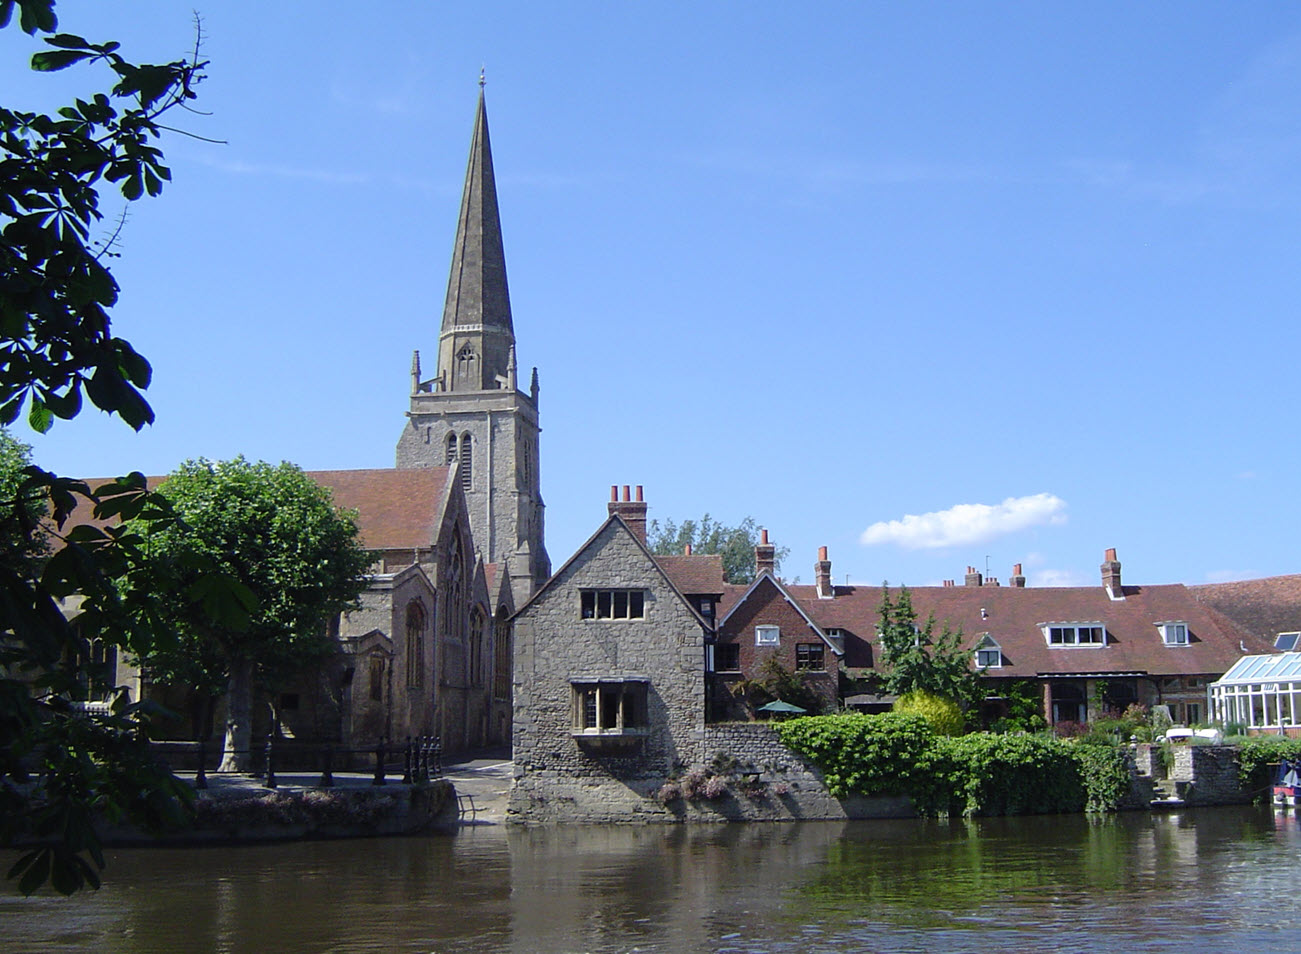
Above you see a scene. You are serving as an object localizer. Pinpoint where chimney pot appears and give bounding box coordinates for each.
[607,483,649,544]
[815,546,833,598]
[684,543,692,556]
[1101,547,1122,595]
[755,529,777,577]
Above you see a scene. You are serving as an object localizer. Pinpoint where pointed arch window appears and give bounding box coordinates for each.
[445,432,458,465]
[459,433,472,490]
[406,600,427,688]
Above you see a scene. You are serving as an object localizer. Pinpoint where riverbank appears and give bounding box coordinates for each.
[97,753,514,845]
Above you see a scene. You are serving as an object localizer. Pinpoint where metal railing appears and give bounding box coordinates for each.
[189,735,443,790]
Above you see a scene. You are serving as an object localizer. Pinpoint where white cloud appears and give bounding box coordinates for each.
[1031,568,1088,588]
[859,494,1067,550]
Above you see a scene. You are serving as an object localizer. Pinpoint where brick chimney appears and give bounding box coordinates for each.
[608,484,647,544]
[964,565,983,587]
[1010,563,1026,588]
[943,579,955,587]
[755,529,776,578]
[815,546,833,598]
[1101,547,1123,596]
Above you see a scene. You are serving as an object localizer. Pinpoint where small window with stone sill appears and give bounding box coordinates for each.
[581,589,645,620]
[571,679,650,748]
[755,625,780,646]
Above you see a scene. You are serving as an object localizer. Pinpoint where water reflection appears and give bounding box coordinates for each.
[3,808,1300,953]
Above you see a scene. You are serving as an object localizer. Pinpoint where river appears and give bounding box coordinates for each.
[2,806,1299,952]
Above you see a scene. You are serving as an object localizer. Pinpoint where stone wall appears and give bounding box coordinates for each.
[1175,744,1250,806]
[510,520,709,824]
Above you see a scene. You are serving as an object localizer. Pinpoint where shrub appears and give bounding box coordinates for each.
[656,782,682,804]
[917,733,1085,816]
[775,713,934,798]
[894,689,965,736]
[1072,738,1133,812]
[1235,737,1301,793]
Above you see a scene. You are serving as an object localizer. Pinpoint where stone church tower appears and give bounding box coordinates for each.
[396,88,550,605]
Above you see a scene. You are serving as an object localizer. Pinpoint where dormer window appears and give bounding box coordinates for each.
[1158,621,1189,646]
[974,633,1003,669]
[1042,622,1106,647]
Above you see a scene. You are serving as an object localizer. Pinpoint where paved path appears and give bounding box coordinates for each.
[175,752,514,826]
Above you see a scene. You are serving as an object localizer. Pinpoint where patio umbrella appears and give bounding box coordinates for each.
[758,700,807,714]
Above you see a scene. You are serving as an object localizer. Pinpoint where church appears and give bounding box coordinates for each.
[90,89,549,766]
[307,87,551,760]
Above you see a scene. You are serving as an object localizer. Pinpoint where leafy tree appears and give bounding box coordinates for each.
[877,585,983,713]
[1,0,217,894]
[648,514,789,584]
[0,428,47,574]
[130,459,372,773]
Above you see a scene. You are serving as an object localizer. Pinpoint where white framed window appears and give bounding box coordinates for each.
[1158,621,1189,646]
[1042,623,1106,648]
[974,634,1002,669]
[755,625,780,646]
[1277,632,1301,651]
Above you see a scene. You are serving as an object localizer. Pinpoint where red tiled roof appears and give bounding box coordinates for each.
[654,554,726,595]
[306,468,448,552]
[60,468,450,554]
[1191,575,1301,643]
[727,579,1272,679]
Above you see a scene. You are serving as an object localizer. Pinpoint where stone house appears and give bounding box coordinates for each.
[509,489,717,822]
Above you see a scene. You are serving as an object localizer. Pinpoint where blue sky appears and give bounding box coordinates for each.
[6,1,1301,590]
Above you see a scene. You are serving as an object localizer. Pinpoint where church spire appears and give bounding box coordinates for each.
[437,86,516,392]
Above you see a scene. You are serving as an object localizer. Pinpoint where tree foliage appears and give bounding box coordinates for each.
[877,585,983,712]
[130,459,372,772]
[894,689,964,736]
[0,428,47,574]
[647,514,788,585]
[1,0,216,894]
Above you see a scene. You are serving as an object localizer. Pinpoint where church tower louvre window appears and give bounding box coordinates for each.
[394,82,550,605]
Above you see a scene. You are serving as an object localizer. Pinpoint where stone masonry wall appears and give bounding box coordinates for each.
[1175,744,1250,806]
[510,521,708,823]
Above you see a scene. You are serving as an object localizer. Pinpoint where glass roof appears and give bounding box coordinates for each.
[1215,653,1301,685]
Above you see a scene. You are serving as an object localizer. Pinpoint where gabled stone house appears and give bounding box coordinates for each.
[509,490,716,822]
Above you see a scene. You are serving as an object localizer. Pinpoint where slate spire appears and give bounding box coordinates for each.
[437,86,516,392]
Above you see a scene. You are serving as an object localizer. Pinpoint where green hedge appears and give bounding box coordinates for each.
[776,713,1133,815]
[1235,737,1301,792]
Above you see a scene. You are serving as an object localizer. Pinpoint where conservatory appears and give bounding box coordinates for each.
[1209,653,1301,731]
